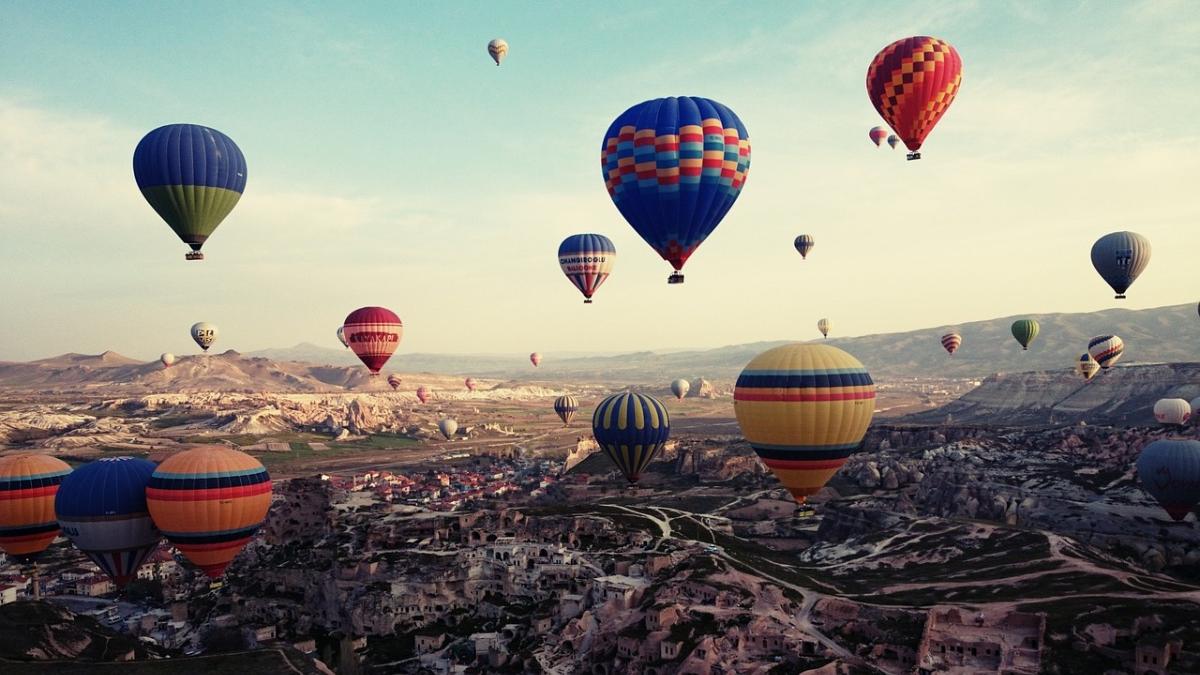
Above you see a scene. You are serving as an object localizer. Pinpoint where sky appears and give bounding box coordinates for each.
[1,1,1198,361]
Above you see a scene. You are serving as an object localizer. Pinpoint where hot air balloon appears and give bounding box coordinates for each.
[160,353,176,369]
[145,446,271,577]
[133,124,246,260]
[343,306,403,374]
[191,322,218,352]
[336,326,349,349]
[554,395,578,425]
[868,126,887,146]
[387,374,402,391]
[1088,335,1124,369]
[465,377,477,392]
[794,235,815,260]
[817,319,832,339]
[734,344,875,504]
[1076,354,1100,381]
[530,352,541,367]
[416,387,431,403]
[1011,319,1039,351]
[55,457,159,587]
[0,454,71,562]
[887,134,899,149]
[592,393,671,483]
[940,333,962,356]
[1154,399,1191,426]
[601,96,751,284]
[559,234,615,304]
[867,36,962,160]
[1090,231,1151,300]
[1136,439,1200,521]
[487,38,508,66]
[438,419,458,440]
[671,379,690,400]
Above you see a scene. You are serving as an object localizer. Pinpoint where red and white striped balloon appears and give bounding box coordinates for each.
[343,306,403,375]
[940,332,962,356]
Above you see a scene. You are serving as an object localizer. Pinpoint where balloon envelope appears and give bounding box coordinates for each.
[416,387,431,403]
[601,96,751,283]
[887,134,899,149]
[487,38,508,66]
[145,446,271,578]
[465,378,477,392]
[592,393,671,483]
[554,395,579,425]
[817,319,831,338]
[869,126,887,146]
[438,419,458,439]
[387,374,402,390]
[1136,439,1200,521]
[160,353,176,368]
[1088,335,1124,369]
[866,37,962,156]
[343,306,403,374]
[794,235,815,259]
[133,124,246,260]
[671,379,690,400]
[336,326,349,349]
[191,322,217,352]
[559,234,615,303]
[1090,231,1151,299]
[1154,399,1191,426]
[530,352,541,367]
[0,454,72,562]
[1011,320,1039,350]
[1076,354,1100,381]
[941,333,962,355]
[55,457,159,586]
[734,344,875,504]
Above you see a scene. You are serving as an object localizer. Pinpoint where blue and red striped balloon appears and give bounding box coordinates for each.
[559,234,615,303]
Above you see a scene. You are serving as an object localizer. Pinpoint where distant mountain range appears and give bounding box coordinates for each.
[2,304,1195,392]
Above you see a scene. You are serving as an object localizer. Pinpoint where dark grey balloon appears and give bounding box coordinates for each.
[1090,231,1150,299]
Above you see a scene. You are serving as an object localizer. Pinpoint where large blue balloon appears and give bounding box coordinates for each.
[600,97,751,284]
[1136,439,1200,522]
[591,392,671,483]
[55,457,161,586]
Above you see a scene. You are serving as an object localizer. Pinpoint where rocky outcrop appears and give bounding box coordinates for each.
[0,601,149,662]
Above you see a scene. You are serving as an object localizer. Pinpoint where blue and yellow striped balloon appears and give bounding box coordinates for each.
[591,393,671,483]
[554,395,579,426]
[0,454,72,562]
[734,344,876,503]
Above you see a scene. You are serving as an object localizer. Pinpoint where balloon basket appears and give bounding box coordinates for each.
[668,272,684,284]
[906,152,921,161]
[1115,294,1126,300]
[185,251,204,261]
[584,298,593,304]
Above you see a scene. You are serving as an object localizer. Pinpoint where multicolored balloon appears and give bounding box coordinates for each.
[1076,354,1100,381]
[1154,399,1191,426]
[671,378,690,400]
[438,418,458,440]
[487,38,508,66]
[530,352,541,367]
[145,446,271,577]
[191,322,217,352]
[1136,439,1200,521]
[601,96,751,284]
[416,386,431,403]
[940,333,962,355]
[1088,335,1124,369]
[0,454,71,562]
[387,374,402,391]
[592,393,671,483]
[133,124,246,260]
[160,353,176,368]
[869,126,887,146]
[554,395,578,425]
[559,234,615,304]
[734,344,876,504]
[1091,231,1151,300]
[336,326,349,349]
[55,457,159,587]
[794,235,815,259]
[887,134,899,149]
[343,306,403,374]
[1011,319,1039,351]
[465,377,477,392]
[867,36,962,160]
[817,318,832,339]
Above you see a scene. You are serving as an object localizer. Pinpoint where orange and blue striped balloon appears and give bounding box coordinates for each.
[734,344,876,504]
[145,447,271,578]
[592,393,671,483]
[0,454,72,562]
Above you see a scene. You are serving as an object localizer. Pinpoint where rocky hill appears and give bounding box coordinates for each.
[906,362,1200,426]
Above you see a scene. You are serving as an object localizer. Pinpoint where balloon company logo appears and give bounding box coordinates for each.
[195,331,214,338]
[1152,467,1200,492]
[349,331,399,343]
[560,255,607,264]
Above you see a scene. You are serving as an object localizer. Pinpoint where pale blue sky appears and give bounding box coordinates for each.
[1,1,1198,360]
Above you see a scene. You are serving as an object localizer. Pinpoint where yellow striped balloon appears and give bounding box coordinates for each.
[145,446,271,578]
[734,344,876,503]
[0,454,72,562]
[591,393,671,483]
